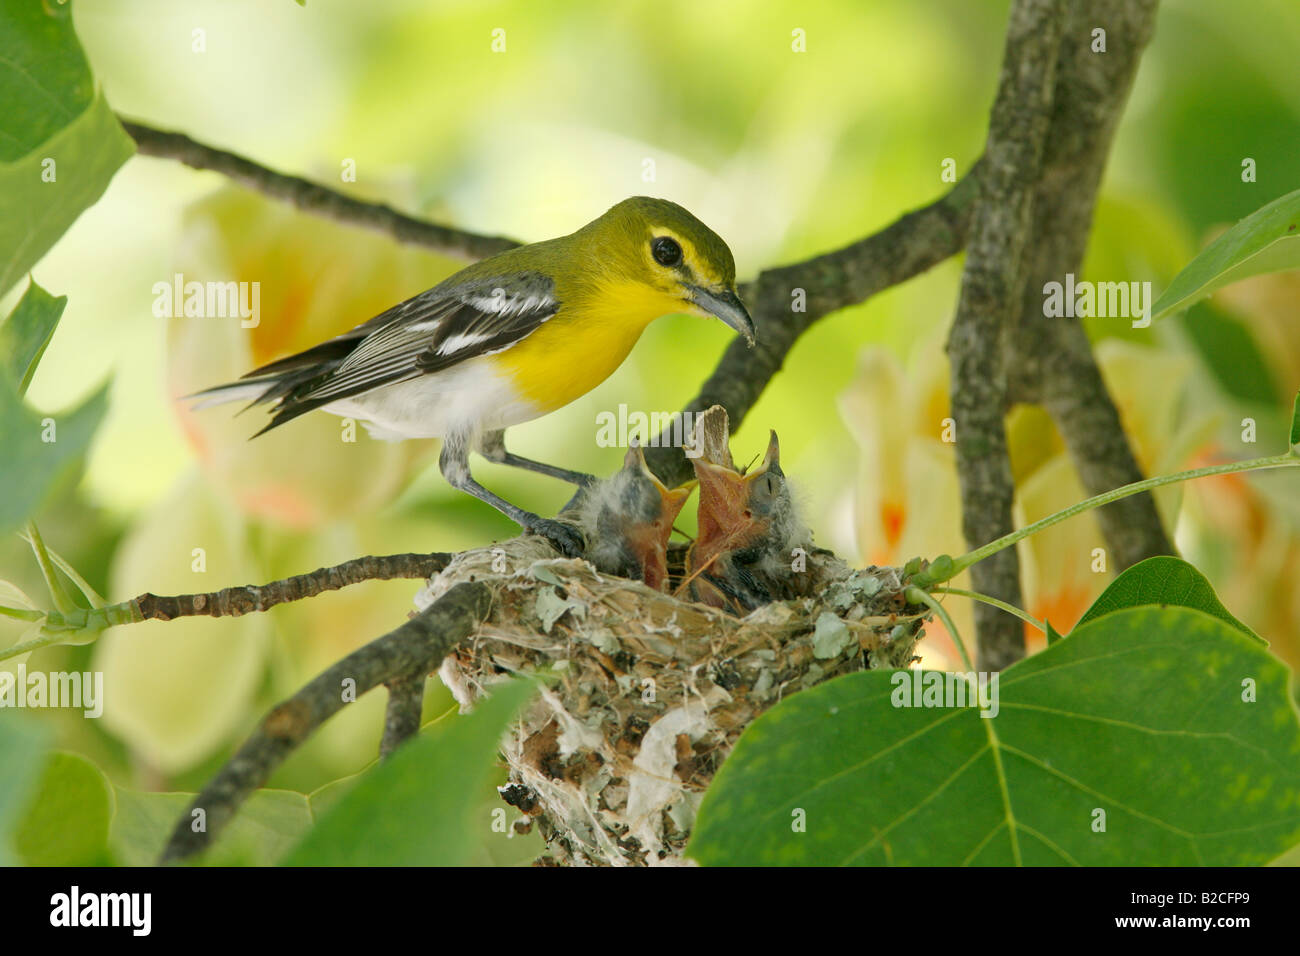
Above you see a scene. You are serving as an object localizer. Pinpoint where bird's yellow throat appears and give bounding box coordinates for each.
[493,277,685,415]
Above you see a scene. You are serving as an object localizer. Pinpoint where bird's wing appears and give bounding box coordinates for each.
[253,272,559,430]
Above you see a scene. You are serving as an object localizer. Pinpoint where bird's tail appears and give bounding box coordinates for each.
[184,332,364,432]
[184,361,332,431]
[185,379,277,412]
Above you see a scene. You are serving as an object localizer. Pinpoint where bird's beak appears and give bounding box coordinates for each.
[685,284,756,347]
[626,445,695,522]
[692,459,750,529]
[690,431,781,548]
[620,445,695,591]
[753,431,780,476]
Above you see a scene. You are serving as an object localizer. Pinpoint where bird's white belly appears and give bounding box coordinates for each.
[323,358,539,441]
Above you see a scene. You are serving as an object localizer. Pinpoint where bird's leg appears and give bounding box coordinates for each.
[440,434,585,557]
[476,429,597,488]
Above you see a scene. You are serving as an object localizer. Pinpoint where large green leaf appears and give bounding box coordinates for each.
[284,679,537,865]
[0,2,134,296]
[0,372,108,537]
[0,280,66,397]
[13,751,114,865]
[1075,555,1263,643]
[110,788,313,866]
[1176,303,1278,406]
[1151,187,1300,322]
[689,606,1300,866]
[0,716,51,866]
[0,1,93,159]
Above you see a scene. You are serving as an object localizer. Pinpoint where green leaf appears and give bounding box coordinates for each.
[19,531,106,607]
[1076,555,1263,643]
[1176,304,1278,406]
[26,519,77,615]
[0,280,66,396]
[14,751,114,865]
[1151,187,1300,322]
[110,788,313,866]
[1045,620,1064,646]
[306,772,364,820]
[926,554,955,581]
[0,373,108,537]
[0,1,91,158]
[0,2,134,296]
[0,716,51,866]
[0,579,39,613]
[689,606,1300,866]
[284,678,538,866]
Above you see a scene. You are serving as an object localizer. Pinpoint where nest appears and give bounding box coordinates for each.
[415,536,927,866]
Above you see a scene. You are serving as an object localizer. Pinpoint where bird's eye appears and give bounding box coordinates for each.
[749,472,782,513]
[651,236,683,267]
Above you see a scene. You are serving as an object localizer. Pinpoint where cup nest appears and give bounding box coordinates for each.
[416,535,927,866]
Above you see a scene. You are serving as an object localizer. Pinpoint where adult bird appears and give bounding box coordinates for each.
[191,197,754,555]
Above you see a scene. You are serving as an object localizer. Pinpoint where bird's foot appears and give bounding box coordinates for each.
[524,517,586,558]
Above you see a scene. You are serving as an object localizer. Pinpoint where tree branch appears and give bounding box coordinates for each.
[159,580,491,864]
[947,0,1064,671]
[1007,0,1173,569]
[380,673,427,758]
[128,552,452,622]
[120,120,519,261]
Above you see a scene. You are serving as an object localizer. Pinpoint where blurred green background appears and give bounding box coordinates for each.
[3,0,1298,830]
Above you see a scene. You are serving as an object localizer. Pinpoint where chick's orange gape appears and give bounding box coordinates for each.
[192,197,755,555]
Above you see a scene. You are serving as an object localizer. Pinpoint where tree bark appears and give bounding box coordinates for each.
[948,0,1064,670]
[1007,0,1175,569]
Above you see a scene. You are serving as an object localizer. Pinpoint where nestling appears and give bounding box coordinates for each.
[192,197,754,556]
[566,443,693,591]
[684,407,811,612]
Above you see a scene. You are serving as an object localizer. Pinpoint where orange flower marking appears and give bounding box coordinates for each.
[881,500,905,549]
[1027,584,1093,653]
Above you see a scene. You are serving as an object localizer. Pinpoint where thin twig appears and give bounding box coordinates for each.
[943,454,1300,579]
[158,580,492,864]
[380,673,427,758]
[905,587,974,672]
[129,552,453,621]
[933,586,1046,634]
[120,120,519,261]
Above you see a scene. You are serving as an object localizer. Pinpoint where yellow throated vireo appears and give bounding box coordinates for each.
[193,196,754,554]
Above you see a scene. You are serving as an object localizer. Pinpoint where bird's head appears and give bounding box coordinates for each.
[679,406,812,611]
[585,196,755,346]
[691,430,788,564]
[578,443,694,591]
